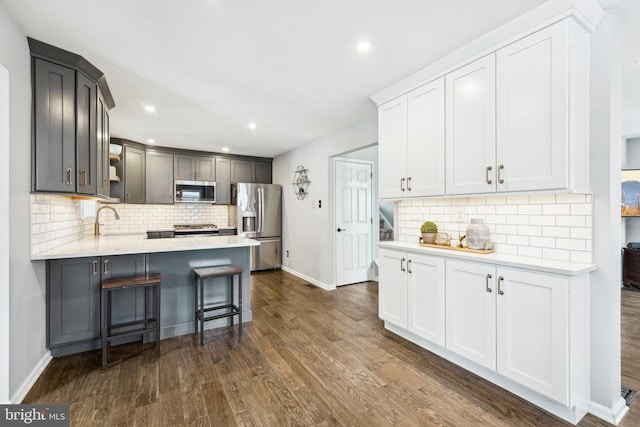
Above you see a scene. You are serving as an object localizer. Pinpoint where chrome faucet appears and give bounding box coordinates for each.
[94,205,120,236]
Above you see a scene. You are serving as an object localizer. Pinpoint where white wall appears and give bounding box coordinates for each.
[273,113,377,288]
[0,62,10,404]
[588,11,627,423]
[0,3,50,402]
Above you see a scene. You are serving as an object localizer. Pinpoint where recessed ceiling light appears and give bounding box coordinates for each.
[222,147,229,152]
[248,122,257,129]
[356,41,371,52]
[144,105,156,113]
[147,139,156,144]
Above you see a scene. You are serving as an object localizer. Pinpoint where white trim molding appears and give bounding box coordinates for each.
[588,398,629,426]
[10,351,52,404]
[281,266,336,291]
[0,65,9,405]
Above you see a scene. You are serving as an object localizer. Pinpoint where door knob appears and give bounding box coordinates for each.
[337,228,346,232]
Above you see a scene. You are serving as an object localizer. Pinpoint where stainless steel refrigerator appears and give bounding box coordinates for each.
[235,183,282,271]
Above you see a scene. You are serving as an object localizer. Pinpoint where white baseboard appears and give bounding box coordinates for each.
[11,351,52,404]
[588,397,629,425]
[281,266,335,291]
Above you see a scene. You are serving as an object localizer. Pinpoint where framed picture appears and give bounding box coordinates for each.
[621,170,640,216]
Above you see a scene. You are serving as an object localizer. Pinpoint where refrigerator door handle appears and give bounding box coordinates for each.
[259,187,265,233]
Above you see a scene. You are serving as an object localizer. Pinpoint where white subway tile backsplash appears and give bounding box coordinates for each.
[31,195,231,255]
[399,192,592,263]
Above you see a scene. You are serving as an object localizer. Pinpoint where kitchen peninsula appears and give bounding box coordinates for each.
[32,235,259,356]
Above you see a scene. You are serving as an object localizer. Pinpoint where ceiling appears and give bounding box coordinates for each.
[2,0,640,157]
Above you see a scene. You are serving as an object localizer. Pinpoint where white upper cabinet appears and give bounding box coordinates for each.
[496,20,578,192]
[377,17,590,198]
[407,78,445,197]
[445,55,497,195]
[378,78,445,199]
[378,96,407,199]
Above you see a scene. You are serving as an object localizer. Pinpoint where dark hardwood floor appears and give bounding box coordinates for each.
[24,270,640,426]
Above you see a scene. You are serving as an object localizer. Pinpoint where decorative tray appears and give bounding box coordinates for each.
[418,241,494,254]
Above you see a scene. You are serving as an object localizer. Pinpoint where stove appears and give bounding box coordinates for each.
[174,224,218,232]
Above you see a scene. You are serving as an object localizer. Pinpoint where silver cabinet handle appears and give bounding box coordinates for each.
[407,177,412,191]
[400,257,406,272]
[66,168,73,185]
[407,259,412,274]
[400,178,406,192]
[485,166,493,185]
[485,273,492,293]
[79,170,86,186]
[92,260,98,276]
[103,259,110,275]
[126,192,130,202]
[498,276,504,295]
[498,164,505,184]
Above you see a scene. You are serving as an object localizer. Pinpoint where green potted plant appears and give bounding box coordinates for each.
[420,221,438,244]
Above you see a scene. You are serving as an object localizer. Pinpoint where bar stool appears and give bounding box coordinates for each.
[194,265,243,346]
[101,273,162,369]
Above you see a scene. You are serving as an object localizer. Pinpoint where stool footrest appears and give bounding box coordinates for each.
[197,304,240,323]
[106,325,159,340]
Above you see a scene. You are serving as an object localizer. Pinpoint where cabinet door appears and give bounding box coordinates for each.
[254,162,272,184]
[33,58,76,193]
[496,23,568,192]
[215,158,231,204]
[378,96,407,199]
[231,159,253,183]
[146,151,174,204]
[75,72,98,195]
[195,156,216,181]
[445,260,496,369]
[496,268,569,404]
[174,154,195,180]
[124,146,146,203]
[378,248,407,328]
[445,54,496,195]
[96,90,110,198]
[48,257,101,346]
[102,254,147,327]
[407,78,445,197]
[407,253,445,346]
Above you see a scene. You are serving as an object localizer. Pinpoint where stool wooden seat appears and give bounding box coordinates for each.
[101,273,161,369]
[194,265,243,346]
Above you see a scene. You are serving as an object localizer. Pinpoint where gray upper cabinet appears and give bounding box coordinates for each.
[75,72,97,195]
[96,89,110,198]
[47,257,101,347]
[30,38,115,197]
[33,58,76,193]
[254,162,272,184]
[123,145,146,203]
[215,158,231,204]
[146,151,174,204]
[174,154,215,181]
[231,159,272,184]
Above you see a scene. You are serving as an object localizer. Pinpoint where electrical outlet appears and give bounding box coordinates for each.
[312,200,316,209]
[456,206,465,222]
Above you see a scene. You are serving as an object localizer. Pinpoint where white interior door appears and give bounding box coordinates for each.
[335,160,373,286]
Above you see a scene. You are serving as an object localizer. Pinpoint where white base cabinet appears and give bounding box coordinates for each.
[379,248,445,346]
[378,247,589,423]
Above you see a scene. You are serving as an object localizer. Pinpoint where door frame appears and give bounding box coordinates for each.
[0,65,10,403]
[332,157,375,286]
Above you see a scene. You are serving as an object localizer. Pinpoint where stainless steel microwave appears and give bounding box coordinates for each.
[174,180,216,203]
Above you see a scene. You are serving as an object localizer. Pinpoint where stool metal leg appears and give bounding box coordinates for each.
[156,284,161,357]
[238,272,242,337]
[230,275,234,328]
[200,277,205,346]
[194,273,198,336]
[101,288,108,370]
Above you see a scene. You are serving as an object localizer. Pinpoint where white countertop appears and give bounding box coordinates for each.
[378,241,597,276]
[31,235,260,260]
